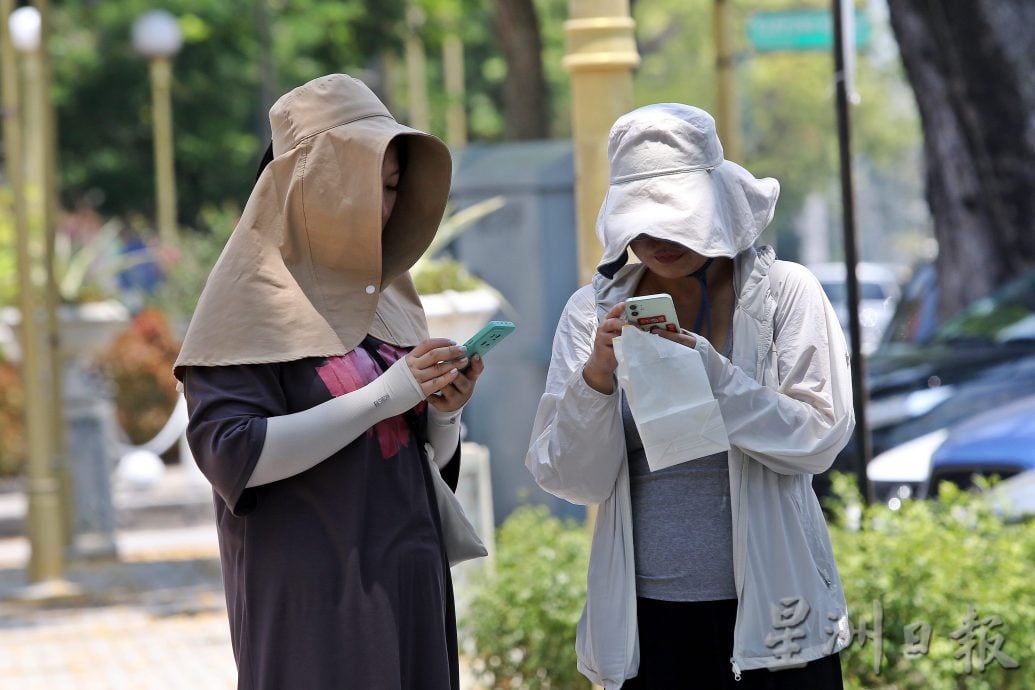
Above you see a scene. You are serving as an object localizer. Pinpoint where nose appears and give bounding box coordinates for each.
[643,237,678,251]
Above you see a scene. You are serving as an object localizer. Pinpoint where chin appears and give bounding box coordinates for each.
[645,261,696,279]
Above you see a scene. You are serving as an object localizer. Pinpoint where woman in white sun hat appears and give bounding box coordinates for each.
[526,103,854,689]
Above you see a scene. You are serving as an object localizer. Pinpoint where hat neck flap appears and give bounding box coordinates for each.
[174,74,451,379]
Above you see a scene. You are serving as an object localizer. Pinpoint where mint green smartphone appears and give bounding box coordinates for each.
[459,320,515,369]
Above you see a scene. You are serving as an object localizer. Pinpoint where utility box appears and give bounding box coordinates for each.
[448,140,584,524]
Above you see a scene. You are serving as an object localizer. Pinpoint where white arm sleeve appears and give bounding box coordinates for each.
[426,405,464,470]
[247,356,425,487]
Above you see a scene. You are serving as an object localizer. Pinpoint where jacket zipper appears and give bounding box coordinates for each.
[730,658,742,681]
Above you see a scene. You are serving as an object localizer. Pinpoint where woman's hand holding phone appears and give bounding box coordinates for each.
[428,351,483,413]
[406,339,469,399]
[583,302,627,395]
[406,338,486,414]
[625,292,697,348]
[649,328,698,349]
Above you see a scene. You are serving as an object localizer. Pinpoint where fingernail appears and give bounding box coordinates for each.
[458,345,468,354]
[450,368,458,375]
[473,354,481,361]
[458,357,469,364]
[449,340,457,345]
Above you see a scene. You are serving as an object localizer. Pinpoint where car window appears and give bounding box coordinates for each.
[860,282,887,300]
[933,269,1035,345]
[821,281,845,303]
[879,262,938,351]
[821,281,886,303]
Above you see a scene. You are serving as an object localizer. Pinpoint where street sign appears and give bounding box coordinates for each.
[747,9,871,52]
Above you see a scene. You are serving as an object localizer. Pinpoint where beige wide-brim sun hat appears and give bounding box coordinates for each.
[174,74,451,380]
[595,103,780,278]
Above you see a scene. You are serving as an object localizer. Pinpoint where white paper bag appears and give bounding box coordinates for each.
[613,326,730,471]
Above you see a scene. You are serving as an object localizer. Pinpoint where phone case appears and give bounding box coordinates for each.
[461,320,516,363]
[625,294,680,333]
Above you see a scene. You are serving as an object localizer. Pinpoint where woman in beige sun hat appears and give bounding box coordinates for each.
[174,74,482,689]
[527,103,854,689]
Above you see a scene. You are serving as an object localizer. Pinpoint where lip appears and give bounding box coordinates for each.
[654,252,684,264]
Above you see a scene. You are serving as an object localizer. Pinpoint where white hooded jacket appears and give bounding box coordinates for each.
[525,105,855,687]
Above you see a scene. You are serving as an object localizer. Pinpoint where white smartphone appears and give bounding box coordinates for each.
[624,293,680,333]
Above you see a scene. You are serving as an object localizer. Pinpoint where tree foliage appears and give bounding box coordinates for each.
[50,0,408,228]
[43,0,924,267]
[632,0,924,261]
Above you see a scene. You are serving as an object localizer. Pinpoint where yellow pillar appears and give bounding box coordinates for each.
[32,0,73,545]
[442,33,467,148]
[2,0,67,586]
[713,0,740,161]
[150,56,178,245]
[404,3,430,132]
[565,0,638,565]
[564,0,640,287]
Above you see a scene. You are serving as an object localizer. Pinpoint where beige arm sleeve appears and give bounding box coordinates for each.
[426,405,464,469]
[247,357,425,487]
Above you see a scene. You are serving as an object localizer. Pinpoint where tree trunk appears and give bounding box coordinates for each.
[887,0,1035,318]
[494,0,550,139]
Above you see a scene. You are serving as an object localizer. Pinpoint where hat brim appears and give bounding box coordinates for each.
[596,160,779,278]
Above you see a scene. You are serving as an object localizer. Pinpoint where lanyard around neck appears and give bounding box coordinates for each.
[690,258,714,335]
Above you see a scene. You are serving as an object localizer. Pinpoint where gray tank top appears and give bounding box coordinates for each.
[622,338,736,602]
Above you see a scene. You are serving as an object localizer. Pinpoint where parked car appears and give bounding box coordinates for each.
[808,261,903,355]
[928,394,1035,495]
[822,265,1035,502]
[876,260,938,351]
[991,469,1035,519]
[868,394,1035,508]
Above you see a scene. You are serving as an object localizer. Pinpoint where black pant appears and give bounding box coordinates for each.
[620,598,844,690]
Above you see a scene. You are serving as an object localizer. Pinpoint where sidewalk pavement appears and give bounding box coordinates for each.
[0,465,234,690]
[0,465,481,689]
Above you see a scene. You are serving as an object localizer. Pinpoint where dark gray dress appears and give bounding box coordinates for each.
[183,338,459,690]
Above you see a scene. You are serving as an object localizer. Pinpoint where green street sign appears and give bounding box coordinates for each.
[747,9,871,53]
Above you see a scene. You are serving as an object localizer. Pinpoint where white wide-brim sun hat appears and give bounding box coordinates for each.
[595,103,780,278]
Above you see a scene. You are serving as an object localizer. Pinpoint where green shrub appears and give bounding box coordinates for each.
[460,479,1035,690]
[461,505,592,690]
[827,473,1035,689]
[412,258,485,295]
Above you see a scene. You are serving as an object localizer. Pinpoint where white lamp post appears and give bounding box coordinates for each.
[132,10,182,245]
[9,6,40,186]
[8,5,40,51]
